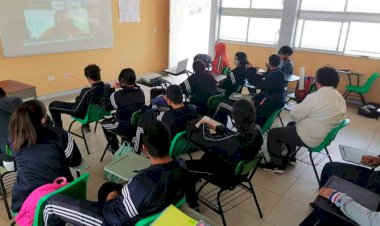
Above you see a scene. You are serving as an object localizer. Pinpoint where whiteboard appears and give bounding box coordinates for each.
[0,0,113,57]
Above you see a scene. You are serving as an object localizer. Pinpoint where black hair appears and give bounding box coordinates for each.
[268,54,281,68]
[235,52,249,66]
[166,85,183,105]
[141,121,171,158]
[84,64,101,81]
[278,46,293,56]
[0,88,6,98]
[316,66,340,88]
[193,60,206,73]
[119,68,136,86]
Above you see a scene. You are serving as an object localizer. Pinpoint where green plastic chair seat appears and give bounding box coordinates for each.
[261,107,284,134]
[345,72,379,94]
[207,93,227,111]
[131,110,143,126]
[71,104,111,125]
[169,131,198,158]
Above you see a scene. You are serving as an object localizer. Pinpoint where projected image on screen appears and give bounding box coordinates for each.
[0,0,113,57]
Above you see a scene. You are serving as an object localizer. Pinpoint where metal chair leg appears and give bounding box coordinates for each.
[359,93,366,105]
[94,121,98,133]
[68,120,76,133]
[76,171,81,178]
[278,115,284,127]
[325,148,332,162]
[100,142,110,162]
[81,125,90,154]
[309,151,321,186]
[343,91,351,99]
[217,190,227,226]
[1,182,11,219]
[248,181,263,218]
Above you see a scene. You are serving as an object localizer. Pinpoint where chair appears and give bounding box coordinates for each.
[0,167,17,220]
[68,105,111,154]
[293,119,350,185]
[207,93,227,116]
[261,107,285,134]
[70,159,89,178]
[169,131,198,159]
[197,154,263,226]
[286,82,317,104]
[135,197,186,226]
[343,72,379,105]
[10,173,89,226]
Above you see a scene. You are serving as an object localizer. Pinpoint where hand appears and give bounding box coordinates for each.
[111,81,121,89]
[361,155,380,167]
[106,191,120,201]
[318,187,336,200]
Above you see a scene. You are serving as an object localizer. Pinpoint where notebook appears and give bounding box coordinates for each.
[339,144,377,168]
[164,59,188,75]
[152,205,198,226]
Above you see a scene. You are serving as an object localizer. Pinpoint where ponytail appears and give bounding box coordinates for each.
[9,107,37,151]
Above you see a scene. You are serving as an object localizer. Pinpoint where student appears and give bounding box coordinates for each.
[211,42,230,75]
[278,45,294,76]
[134,85,198,152]
[43,121,188,226]
[10,100,82,212]
[185,99,263,209]
[180,60,218,115]
[101,68,145,152]
[218,52,250,96]
[247,54,286,127]
[260,67,346,174]
[0,88,23,154]
[49,64,111,130]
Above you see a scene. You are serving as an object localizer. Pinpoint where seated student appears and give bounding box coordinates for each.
[185,99,263,209]
[247,54,286,127]
[218,52,250,96]
[193,53,212,71]
[43,121,188,226]
[180,60,218,115]
[49,64,111,130]
[101,68,145,153]
[134,85,197,152]
[0,88,23,154]
[10,100,82,212]
[211,42,230,75]
[278,45,294,76]
[260,67,346,174]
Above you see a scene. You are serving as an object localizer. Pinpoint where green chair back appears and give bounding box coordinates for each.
[207,93,226,111]
[362,72,379,93]
[71,105,111,125]
[221,67,230,76]
[135,197,186,226]
[234,154,262,176]
[169,131,197,158]
[33,173,90,226]
[310,119,349,153]
[261,107,284,134]
[131,110,143,126]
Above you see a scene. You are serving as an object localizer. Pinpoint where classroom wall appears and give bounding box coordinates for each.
[226,43,380,103]
[0,0,169,96]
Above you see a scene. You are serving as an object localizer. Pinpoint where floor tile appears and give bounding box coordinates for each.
[284,178,319,206]
[252,169,298,196]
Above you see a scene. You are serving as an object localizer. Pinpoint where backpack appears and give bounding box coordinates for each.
[194,54,212,68]
[358,103,380,119]
[295,76,315,101]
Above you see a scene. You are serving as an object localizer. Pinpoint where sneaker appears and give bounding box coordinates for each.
[82,124,91,133]
[289,155,297,166]
[260,162,285,174]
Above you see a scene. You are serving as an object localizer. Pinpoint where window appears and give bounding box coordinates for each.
[295,0,380,57]
[219,0,283,45]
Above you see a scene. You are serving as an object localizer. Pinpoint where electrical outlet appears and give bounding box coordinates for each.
[64,73,71,79]
[48,75,55,81]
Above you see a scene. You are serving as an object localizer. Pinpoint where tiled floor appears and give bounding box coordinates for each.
[1,94,379,226]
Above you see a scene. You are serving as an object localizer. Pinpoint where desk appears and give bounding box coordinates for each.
[104,152,150,181]
[336,69,362,86]
[214,74,226,83]
[0,80,36,99]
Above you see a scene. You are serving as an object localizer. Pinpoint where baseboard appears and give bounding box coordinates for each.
[37,88,82,101]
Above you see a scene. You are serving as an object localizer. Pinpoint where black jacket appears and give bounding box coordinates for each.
[11,126,82,212]
[0,97,22,153]
[73,81,112,118]
[218,66,247,95]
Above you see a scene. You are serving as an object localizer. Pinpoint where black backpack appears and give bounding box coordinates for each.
[358,103,380,119]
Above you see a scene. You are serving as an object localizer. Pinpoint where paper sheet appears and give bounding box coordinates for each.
[119,0,140,23]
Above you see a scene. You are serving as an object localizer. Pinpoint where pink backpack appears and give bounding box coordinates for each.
[15,177,68,226]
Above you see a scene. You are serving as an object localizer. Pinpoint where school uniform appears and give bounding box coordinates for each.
[11,126,82,212]
[0,96,22,153]
[218,65,247,96]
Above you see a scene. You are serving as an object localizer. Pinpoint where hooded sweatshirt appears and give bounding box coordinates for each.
[0,97,23,153]
[212,42,230,75]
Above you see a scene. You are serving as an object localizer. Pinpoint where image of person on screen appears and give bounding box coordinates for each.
[39,10,87,41]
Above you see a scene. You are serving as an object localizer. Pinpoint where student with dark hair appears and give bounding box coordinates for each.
[101,68,145,153]
[260,66,346,174]
[185,99,263,209]
[134,85,198,152]
[180,60,218,115]
[10,100,82,212]
[43,121,188,226]
[0,87,23,154]
[247,54,286,127]
[278,45,294,76]
[49,64,112,130]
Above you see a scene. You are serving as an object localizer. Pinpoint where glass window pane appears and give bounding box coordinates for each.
[219,16,248,42]
[300,20,341,51]
[222,0,250,8]
[346,0,380,13]
[251,0,283,9]
[247,18,281,44]
[301,0,346,12]
[345,22,380,57]
[294,20,304,48]
[338,23,349,51]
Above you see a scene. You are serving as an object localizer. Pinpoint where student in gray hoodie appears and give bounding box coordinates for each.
[0,88,23,153]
